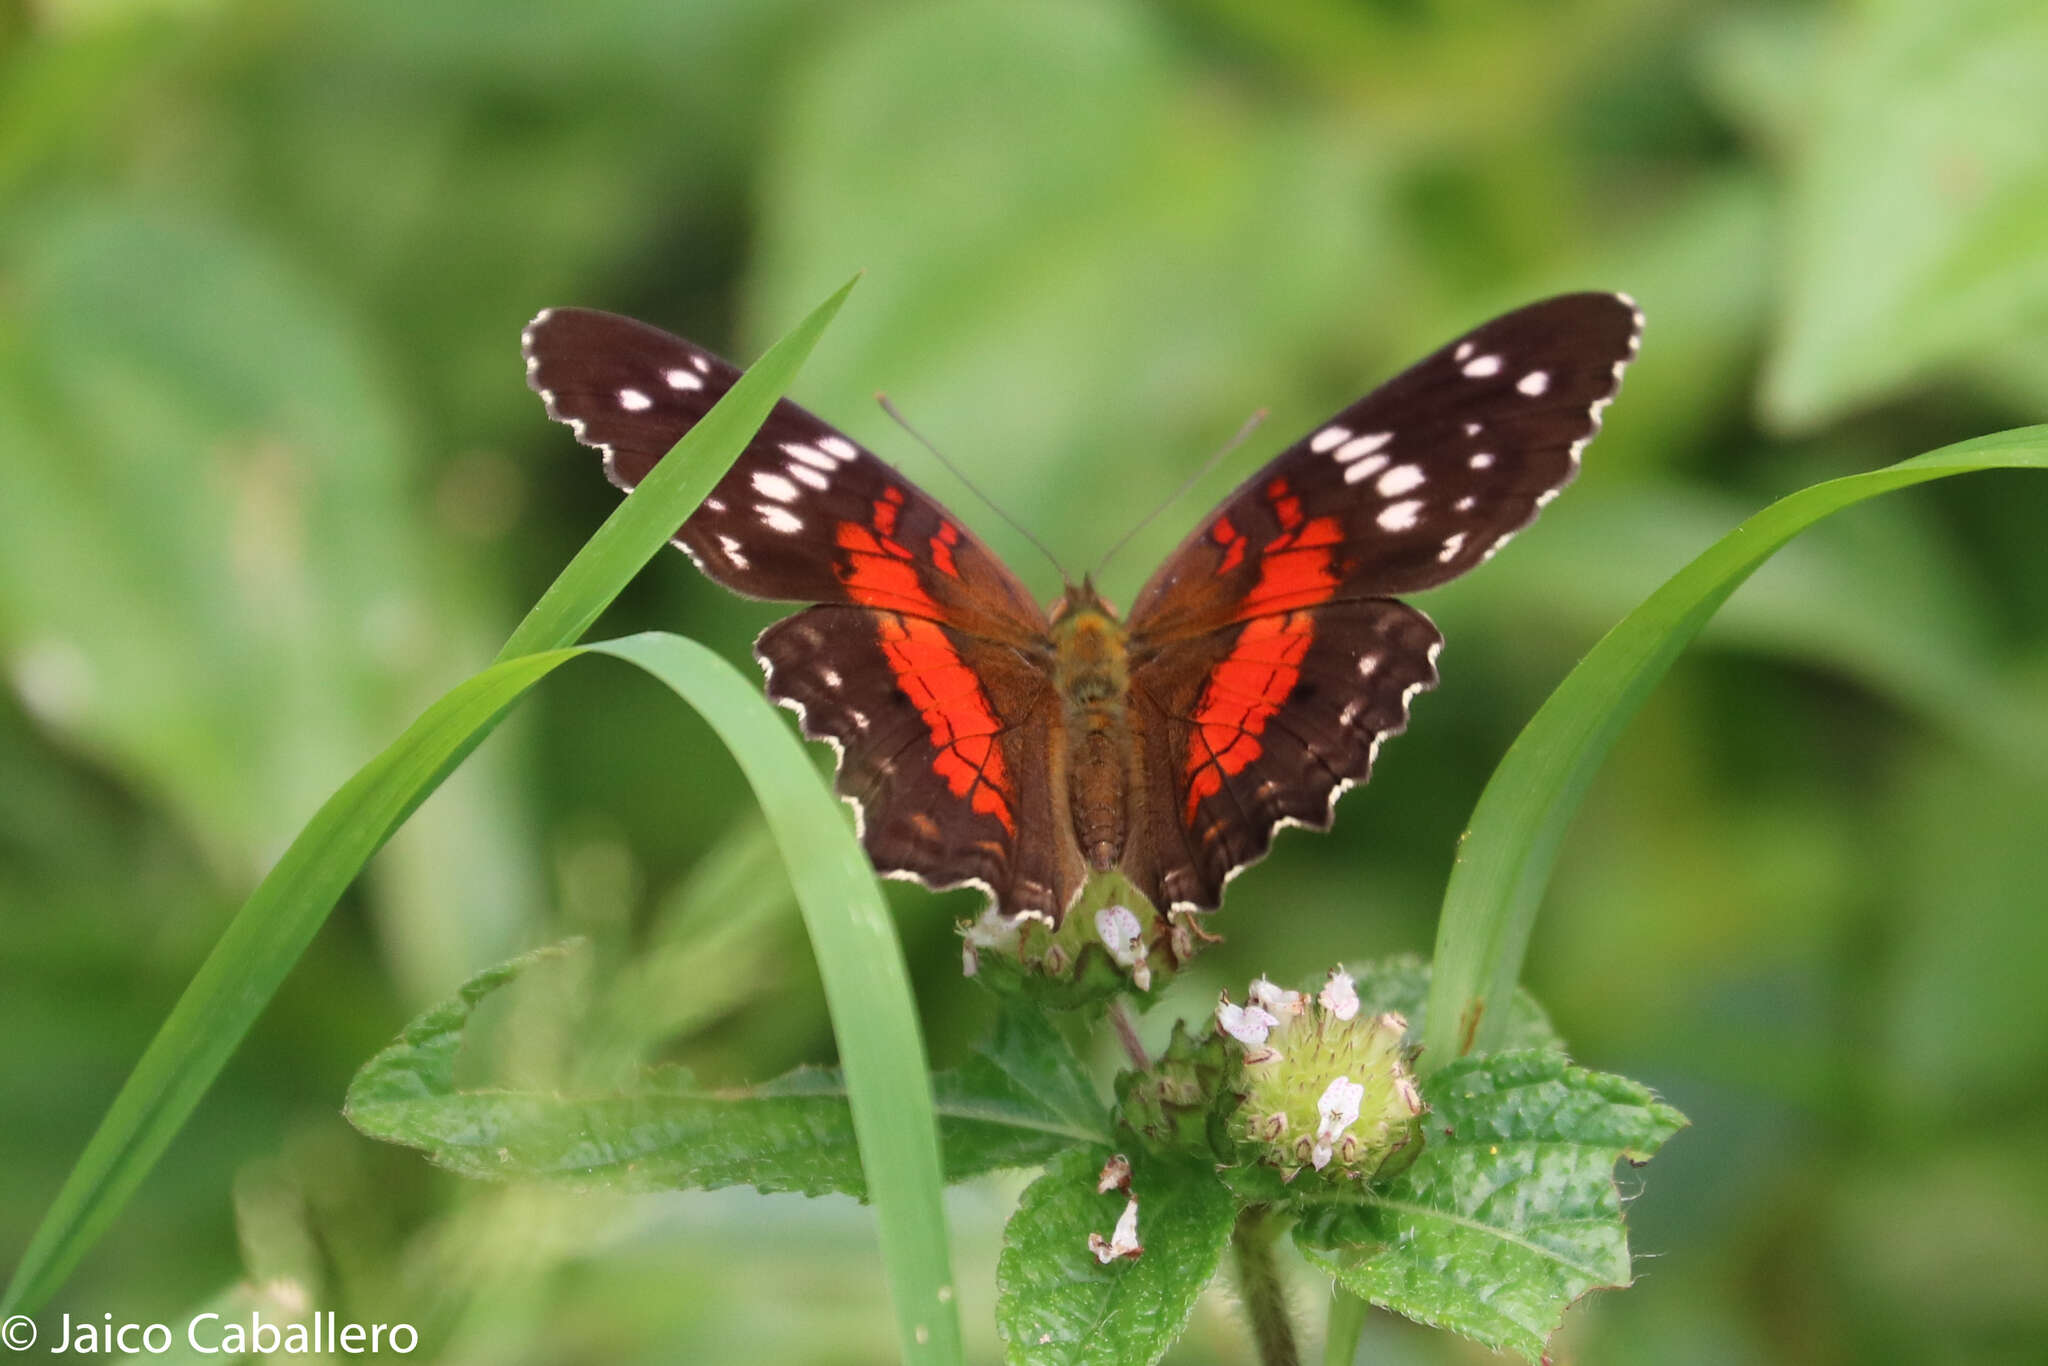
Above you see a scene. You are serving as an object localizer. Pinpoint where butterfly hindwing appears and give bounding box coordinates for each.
[522,307,1047,641]
[757,605,1084,921]
[1119,293,1642,908]
[1122,599,1442,912]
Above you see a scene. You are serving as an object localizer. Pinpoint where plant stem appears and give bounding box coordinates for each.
[1106,997,1149,1069]
[1321,1284,1368,1365]
[1231,1206,1299,1366]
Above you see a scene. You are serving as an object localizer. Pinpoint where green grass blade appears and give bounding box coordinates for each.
[4,279,860,1317]
[1422,427,2048,1067]
[0,648,577,1315]
[6,635,967,1363]
[497,273,859,660]
[589,633,962,1361]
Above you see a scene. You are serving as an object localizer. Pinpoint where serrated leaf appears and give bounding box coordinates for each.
[346,956,1106,1196]
[1295,1051,1686,1362]
[996,1146,1237,1366]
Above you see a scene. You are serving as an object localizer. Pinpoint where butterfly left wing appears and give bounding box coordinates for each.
[1120,293,1642,912]
[523,307,1091,921]
[521,307,1046,640]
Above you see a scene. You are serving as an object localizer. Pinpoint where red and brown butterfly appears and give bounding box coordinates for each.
[522,295,1641,927]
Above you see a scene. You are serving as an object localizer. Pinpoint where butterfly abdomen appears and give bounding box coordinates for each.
[1052,593,1135,873]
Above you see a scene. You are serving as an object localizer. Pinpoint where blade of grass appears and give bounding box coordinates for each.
[1422,426,2048,1067]
[3,278,865,1311]
[591,634,960,1360]
[0,648,573,1315]
[5,638,967,1361]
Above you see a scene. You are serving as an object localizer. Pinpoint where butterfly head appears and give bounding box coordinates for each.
[1048,575,1120,628]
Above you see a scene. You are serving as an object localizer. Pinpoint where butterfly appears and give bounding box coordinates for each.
[523,294,1641,927]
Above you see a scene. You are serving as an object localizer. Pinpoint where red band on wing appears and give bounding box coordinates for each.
[834,519,1016,833]
[931,521,962,579]
[1210,514,1247,573]
[1183,610,1316,822]
[1237,512,1344,618]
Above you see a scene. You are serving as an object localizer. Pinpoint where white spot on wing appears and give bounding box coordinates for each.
[618,388,652,411]
[1377,500,1422,531]
[1461,354,1502,378]
[1517,369,1549,396]
[1335,431,1392,462]
[1310,425,1352,453]
[752,472,799,502]
[664,368,704,391]
[1342,454,1389,485]
[758,504,803,533]
[1375,464,1425,497]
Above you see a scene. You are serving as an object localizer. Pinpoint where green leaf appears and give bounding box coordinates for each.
[2,273,862,1321]
[346,961,1106,1195]
[1297,1051,1687,1362]
[1423,426,2048,1067]
[996,1146,1237,1366]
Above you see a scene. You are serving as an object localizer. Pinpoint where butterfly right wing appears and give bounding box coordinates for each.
[1117,293,1643,913]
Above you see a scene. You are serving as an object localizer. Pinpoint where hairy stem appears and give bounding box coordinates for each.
[1106,997,1149,1069]
[1231,1206,1299,1366]
[1321,1284,1368,1365]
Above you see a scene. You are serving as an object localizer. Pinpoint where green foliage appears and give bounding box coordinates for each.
[1297,1053,1687,1361]
[1424,426,2048,1069]
[995,1147,1238,1366]
[346,947,1105,1196]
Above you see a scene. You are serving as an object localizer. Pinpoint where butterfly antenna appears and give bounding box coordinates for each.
[1091,407,1268,583]
[877,394,1070,584]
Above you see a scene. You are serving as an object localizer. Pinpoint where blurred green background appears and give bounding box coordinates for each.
[3,0,2046,1361]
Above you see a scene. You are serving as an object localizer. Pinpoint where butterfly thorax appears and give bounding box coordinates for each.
[1049,580,1135,874]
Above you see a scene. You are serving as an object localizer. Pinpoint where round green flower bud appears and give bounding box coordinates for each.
[1217,968,1426,1183]
[959,876,1206,1009]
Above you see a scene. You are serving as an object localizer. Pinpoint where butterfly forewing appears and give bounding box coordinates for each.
[521,307,1047,640]
[1126,292,1642,640]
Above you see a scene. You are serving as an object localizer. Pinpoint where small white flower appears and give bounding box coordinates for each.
[1316,1076,1365,1141]
[1217,995,1280,1045]
[1319,968,1360,1021]
[1094,905,1152,989]
[1088,1195,1142,1263]
[1249,976,1304,1016]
